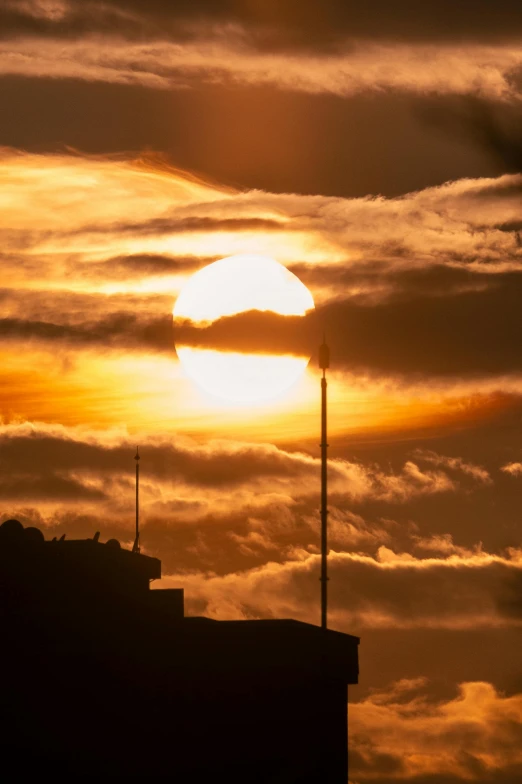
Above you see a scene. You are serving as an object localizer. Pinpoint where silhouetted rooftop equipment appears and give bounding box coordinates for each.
[0,517,161,600]
[0,516,358,780]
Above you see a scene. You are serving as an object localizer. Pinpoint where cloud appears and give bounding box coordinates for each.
[0,313,174,352]
[0,420,472,504]
[176,273,522,378]
[159,543,522,630]
[418,95,522,177]
[1,35,522,102]
[315,280,522,377]
[412,533,487,557]
[6,0,522,51]
[2,148,522,421]
[501,462,522,476]
[3,148,522,281]
[0,421,496,576]
[0,0,146,38]
[1,422,520,632]
[412,450,491,484]
[72,216,286,239]
[174,309,312,357]
[289,262,497,305]
[4,0,522,103]
[350,678,522,781]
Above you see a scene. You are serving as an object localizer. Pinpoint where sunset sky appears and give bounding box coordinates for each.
[2,1,522,781]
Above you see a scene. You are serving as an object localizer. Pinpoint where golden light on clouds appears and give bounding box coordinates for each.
[1,149,521,441]
[4,7,522,774]
[174,255,314,404]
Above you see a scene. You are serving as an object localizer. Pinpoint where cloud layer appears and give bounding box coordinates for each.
[350,678,522,782]
[3,36,522,102]
[2,421,521,636]
[3,6,522,781]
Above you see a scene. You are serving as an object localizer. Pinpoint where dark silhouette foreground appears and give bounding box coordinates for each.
[0,519,359,782]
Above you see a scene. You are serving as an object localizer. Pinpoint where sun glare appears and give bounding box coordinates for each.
[173,254,314,323]
[173,254,314,404]
[176,347,310,404]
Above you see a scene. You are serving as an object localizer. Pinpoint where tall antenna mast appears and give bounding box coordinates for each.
[319,337,330,630]
[132,446,140,553]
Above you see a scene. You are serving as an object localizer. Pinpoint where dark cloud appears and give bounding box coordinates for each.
[496,221,522,235]
[496,568,522,620]
[0,77,498,199]
[0,312,174,352]
[321,275,522,376]
[157,538,522,638]
[348,670,522,783]
[418,97,522,176]
[289,262,496,304]
[353,627,522,699]
[0,287,171,322]
[326,408,522,558]
[0,424,500,571]
[79,253,208,278]
[355,774,522,784]
[0,1,152,41]
[75,216,285,238]
[0,428,317,488]
[327,553,520,629]
[350,747,405,778]
[4,0,522,49]
[3,442,521,633]
[174,309,313,358]
[350,754,522,784]
[0,474,106,501]
[173,271,522,376]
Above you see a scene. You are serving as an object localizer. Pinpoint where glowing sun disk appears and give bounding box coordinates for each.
[173,254,314,405]
[173,253,314,323]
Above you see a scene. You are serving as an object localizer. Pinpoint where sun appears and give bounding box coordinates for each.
[173,254,314,404]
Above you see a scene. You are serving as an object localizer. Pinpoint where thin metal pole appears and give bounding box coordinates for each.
[134,446,140,553]
[318,338,330,630]
[320,369,328,629]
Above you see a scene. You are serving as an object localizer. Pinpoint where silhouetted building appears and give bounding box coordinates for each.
[0,519,359,782]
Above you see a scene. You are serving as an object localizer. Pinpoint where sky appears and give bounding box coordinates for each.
[1,1,522,780]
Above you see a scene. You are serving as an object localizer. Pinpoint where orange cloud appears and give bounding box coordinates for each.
[159,544,522,631]
[2,149,522,441]
[501,462,522,476]
[350,678,522,780]
[0,421,476,515]
[1,36,522,102]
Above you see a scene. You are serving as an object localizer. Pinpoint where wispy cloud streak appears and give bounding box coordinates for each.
[2,36,522,101]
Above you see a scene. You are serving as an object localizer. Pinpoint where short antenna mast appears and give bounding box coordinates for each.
[132,447,140,553]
